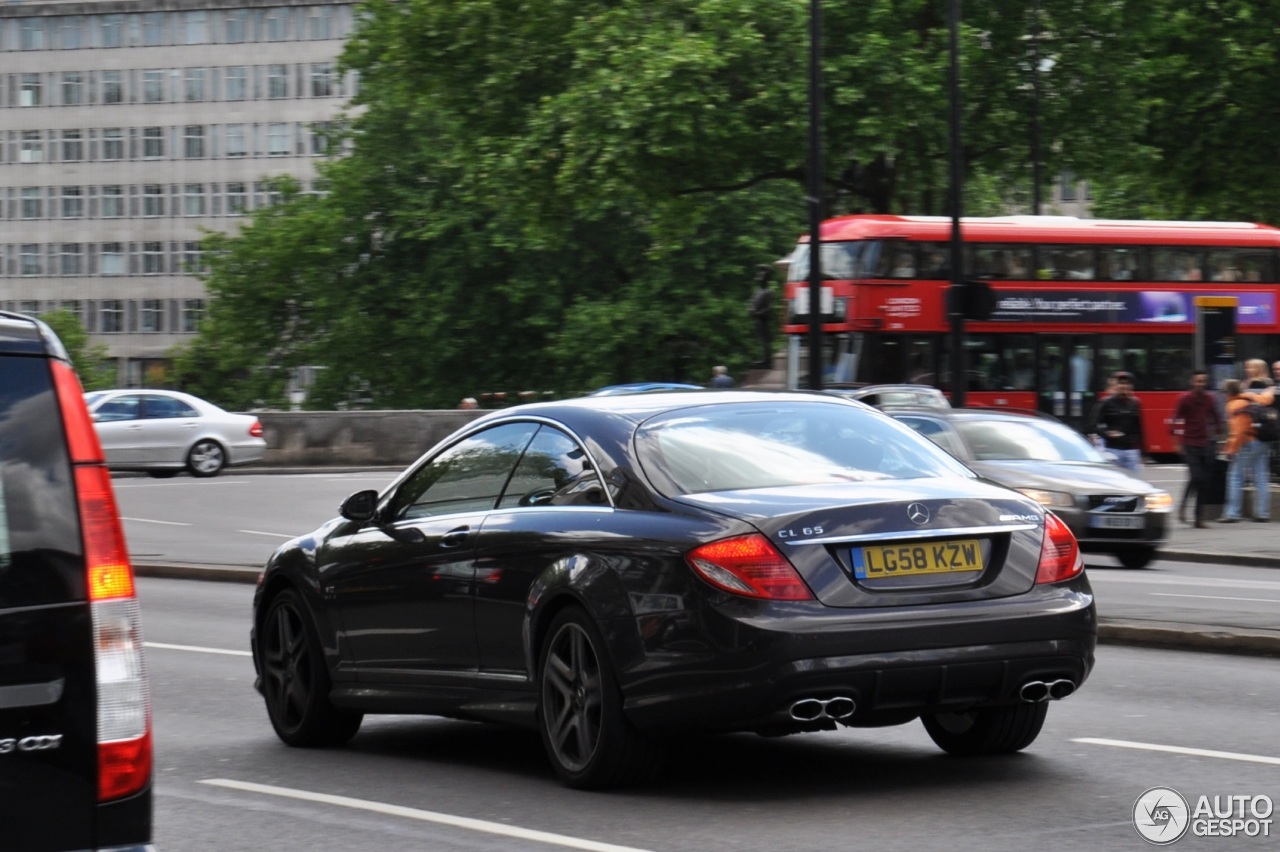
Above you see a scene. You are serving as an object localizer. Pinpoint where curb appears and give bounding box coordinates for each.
[1156,549,1280,570]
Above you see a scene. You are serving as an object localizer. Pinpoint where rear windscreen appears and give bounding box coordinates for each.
[0,355,85,607]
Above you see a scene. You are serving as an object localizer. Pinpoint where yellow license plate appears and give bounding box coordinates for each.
[853,539,983,579]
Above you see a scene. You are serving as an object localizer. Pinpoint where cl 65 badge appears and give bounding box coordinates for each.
[0,734,63,754]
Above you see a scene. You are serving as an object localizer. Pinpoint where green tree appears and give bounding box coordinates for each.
[39,309,115,391]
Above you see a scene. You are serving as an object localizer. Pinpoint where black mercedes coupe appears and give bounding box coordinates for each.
[251,391,1096,788]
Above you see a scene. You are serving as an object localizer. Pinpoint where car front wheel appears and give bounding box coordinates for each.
[186,439,226,477]
[921,702,1048,756]
[537,607,665,789]
[1116,547,1156,569]
[260,588,362,747]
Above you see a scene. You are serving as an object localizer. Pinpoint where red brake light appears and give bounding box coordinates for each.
[1036,512,1083,584]
[75,466,135,600]
[99,729,152,801]
[686,534,814,600]
[51,361,104,464]
[249,419,263,438]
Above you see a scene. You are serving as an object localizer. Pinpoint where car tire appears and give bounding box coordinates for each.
[921,702,1048,756]
[537,607,665,789]
[186,439,226,477]
[1116,547,1156,569]
[260,588,363,747]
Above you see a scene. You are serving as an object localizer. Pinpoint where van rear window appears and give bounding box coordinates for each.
[0,355,86,607]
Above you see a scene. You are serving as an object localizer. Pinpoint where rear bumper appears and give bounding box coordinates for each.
[618,575,1096,734]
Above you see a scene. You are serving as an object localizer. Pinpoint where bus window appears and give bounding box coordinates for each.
[1152,248,1205,282]
[971,245,1032,280]
[1233,249,1276,282]
[859,334,938,385]
[1148,336,1190,390]
[874,244,918,279]
[964,334,1034,391]
[1099,336,1149,389]
[1098,247,1141,281]
[919,242,950,279]
[1070,344,1093,394]
[1038,246,1095,280]
[786,241,866,282]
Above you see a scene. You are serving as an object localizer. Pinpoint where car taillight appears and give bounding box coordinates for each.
[686,534,814,600]
[1036,512,1084,584]
[52,361,153,802]
[249,419,263,438]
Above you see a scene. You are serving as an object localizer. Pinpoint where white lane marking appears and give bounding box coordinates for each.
[146,642,252,658]
[1151,592,1280,604]
[1088,573,1280,592]
[238,529,296,539]
[200,779,655,852]
[122,517,192,526]
[1074,738,1280,766]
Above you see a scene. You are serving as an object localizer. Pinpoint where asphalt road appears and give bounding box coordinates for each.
[141,577,1280,852]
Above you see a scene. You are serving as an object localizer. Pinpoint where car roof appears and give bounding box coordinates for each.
[0,310,68,359]
[888,406,1060,423]
[475,389,862,424]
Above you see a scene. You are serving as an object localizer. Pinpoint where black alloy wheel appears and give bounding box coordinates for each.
[186,438,227,477]
[537,608,665,789]
[921,702,1049,756]
[260,589,362,747]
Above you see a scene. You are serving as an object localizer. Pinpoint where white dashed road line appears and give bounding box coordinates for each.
[238,529,295,538]
[145,642,252,657]
[1075,738,1280,766]
[200,779,654,852]
[122,517,192,526]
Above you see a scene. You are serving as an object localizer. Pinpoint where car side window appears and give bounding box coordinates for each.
[94,395,142,422]
[391,422,538,521]
[498,426,607,509]
[143,395,199,419]
[895,416,964,457]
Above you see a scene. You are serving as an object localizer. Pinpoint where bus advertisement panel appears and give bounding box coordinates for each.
[782,215,1280,454]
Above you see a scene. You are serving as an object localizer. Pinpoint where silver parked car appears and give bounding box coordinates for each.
[84,389,267,477]
[891,407,1172,569]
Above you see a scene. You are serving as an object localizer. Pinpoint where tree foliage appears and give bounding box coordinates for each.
[182,0,1229,409]
[39,309,115,391]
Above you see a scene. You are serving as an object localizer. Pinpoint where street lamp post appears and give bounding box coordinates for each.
[947,0,966,407]
[806,0,824,390]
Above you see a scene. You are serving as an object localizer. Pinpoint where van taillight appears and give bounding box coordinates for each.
[52,361,153,801]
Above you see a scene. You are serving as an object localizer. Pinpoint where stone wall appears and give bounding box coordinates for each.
[256,410,485,466]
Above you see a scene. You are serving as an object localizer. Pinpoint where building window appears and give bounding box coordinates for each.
[183,184,205,216]
[101,15,125,48]
[143,69,166,103]
[181,299,205,332]
[21,19,47,51]
[61,244,83,275]
[20,132,44,163]
[226,124,247,158]
[62,130,84,162]
[268,123,290,156]
[61,17,85,49]
[181,242,203,273]
[310,63,334,97]
[102,71,125,104]
[20,74,42,107]
[102,129,125,161]
[311,122,337,155]
[1060,171,1078,203]
[100,243,125,275]
[143,184,165,217]
[142,12,166,46]
[308,6,334,39]
[140,299,165,332]
[21,188,42,219]
[101,186,125,218]
[143,126,164,159]
[20,245,42,276]
[264,8,287,41]
[225,66,247,101]
[225,9,250,43]
[100,300,124,333]
[62,187,84,218]
[183,11,208,44]
[59,301,85,326]
[142,242,166,274]
[268,65,288,98]
[184,125,205,158]
[226,182,248,214]
[62,72,85,105]
[185,68,206,102]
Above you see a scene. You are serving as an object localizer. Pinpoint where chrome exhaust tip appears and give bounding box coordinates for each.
[1019,681,1050,703]
[788,696,856,722]
[1048,679,1076,700]
[825,696,856,720]
[790,698,825,722]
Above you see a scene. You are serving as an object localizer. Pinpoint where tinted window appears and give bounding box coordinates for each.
[144,394,199,418]
[0,355,84,607]
[392,423,537,520]
[94,394,141,422]
[954,418,1105,463]
[637,402,973,496]
[894,415,965,457]
[499,426,606,509]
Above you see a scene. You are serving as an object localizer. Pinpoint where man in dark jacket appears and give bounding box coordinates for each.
[1170,370,1222,527]
[1092,371,1144,472]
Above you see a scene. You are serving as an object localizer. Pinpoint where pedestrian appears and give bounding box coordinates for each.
[709,365,735,388]
[1220,377,1274,523]
[1091,371,1144,471]
[1169,370,1222,528]
[748,265,776,369]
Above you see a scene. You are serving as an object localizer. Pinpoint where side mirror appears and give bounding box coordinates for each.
[339,490,379,523]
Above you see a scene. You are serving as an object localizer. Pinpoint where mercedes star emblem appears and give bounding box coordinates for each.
[907,503,931,525]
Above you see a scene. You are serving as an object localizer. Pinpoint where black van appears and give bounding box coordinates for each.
[0,311,153,851]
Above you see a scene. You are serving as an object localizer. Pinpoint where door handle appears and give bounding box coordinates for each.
[440,526,471,548]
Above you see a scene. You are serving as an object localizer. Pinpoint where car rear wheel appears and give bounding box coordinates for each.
[921,702,1048,756]
[260,589,362,747]
[186,439,226,477]
[1116,547,1156,569]
[537,607,665,789]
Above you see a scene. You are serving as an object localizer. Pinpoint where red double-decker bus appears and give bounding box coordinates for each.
[782,215,1280,454]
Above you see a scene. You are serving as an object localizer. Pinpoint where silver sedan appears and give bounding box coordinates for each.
[84,389,267,477]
